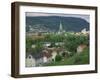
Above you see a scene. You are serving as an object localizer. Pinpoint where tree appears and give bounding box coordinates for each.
[32,42,43,53]
[55,54,62,62]
[64,34,88,52]
[44,33,64,42]
[26,37,33,52]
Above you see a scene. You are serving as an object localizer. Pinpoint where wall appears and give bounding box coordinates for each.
[0,0,100,80]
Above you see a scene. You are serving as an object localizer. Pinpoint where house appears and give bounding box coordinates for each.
[77,44,87,53]
[26,46,68,67]
[75,32,81,36]
[25,55,36,67]
[43,42,51,48]
[26,49,53,67]
[31,44,36,48]
[81,28,87,34]
[26,52,44,67]
[45,48,59,62]
[26,54,36,67]
[42,50,52,63]
[51,50,58,62]
[55,42,64,46]
[33,52,44,66]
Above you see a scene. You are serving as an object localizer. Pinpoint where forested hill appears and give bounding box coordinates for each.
[26,16,89,32]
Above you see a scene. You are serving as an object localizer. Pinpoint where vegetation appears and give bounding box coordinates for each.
[64,34,89,52]
[55,54,62,62]
[26,32,89,66]
[26,37,33,52]
[26,16,89,32]
[44,47,89,66]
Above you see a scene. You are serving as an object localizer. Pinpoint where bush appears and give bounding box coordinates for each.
[69,52,75,57]
[55,55,62,62]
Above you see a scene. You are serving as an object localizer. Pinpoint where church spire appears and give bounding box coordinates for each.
[59,21,63,32]
[58,21,64,34]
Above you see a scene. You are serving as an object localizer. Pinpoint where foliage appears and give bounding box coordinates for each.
[26,37,33,52]
[55,54,62,62]
[44,33,64,42]
[33,42,43,52]
[64,34,88,52]
[73,48,89,64]
[44,47,89,66]
[26,16,89,32]
[65,47,89,65]
[26,37,43,54]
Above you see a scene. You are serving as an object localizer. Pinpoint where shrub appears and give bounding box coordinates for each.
[55,55,62,62]
[69,52,75,57]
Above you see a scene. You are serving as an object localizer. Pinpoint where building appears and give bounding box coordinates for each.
[75,28,89,36]
[58,21,65,34]
[26,52,44,67]
[77,44,87,53]
[51,50,58,62]
[42,50,52,63]
[26,54,36,67]
[26,50,52,67]
[43,42,51,48]
[81,28,89,35]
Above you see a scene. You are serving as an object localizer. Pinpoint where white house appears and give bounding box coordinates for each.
[26,55,36,67]
[42,50,52,63]
[55,42,64,46]
[43,56,48,63]
[51,50,57,62]
[26,52,44,67]
[81,28,89,36]
[26,50,53,67]
[81,28,87,34]
[31,44,36,48]
[43,42,51,48]
[77,44,87,53]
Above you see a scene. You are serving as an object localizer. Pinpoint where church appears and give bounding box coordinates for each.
[57,21,65,34]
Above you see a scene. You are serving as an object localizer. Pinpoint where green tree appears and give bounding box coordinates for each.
[55,54,62,62]
[32,42,43,53]
[26,37,33,52]
[64,34,88,52]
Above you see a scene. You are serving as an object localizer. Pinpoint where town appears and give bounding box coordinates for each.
[25,22,89,67]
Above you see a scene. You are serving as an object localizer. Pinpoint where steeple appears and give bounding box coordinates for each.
[59,21,63,32]
[58,21,65,34]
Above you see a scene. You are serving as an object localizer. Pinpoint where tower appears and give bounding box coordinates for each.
[58,21,65,34]
[59,21,63,32]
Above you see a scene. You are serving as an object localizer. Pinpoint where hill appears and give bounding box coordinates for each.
[26,16,89,32]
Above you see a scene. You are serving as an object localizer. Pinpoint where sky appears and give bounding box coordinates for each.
[26,12,90,22]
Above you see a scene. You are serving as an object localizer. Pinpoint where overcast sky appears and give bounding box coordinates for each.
[26,12,90,22]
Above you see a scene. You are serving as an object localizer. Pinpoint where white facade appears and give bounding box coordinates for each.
[43,56,48,63]
[31,44,36,48]
[77,46,83,53]
[43,43,51,47]
[51,51,57,61]
[26,55,36,67]
[35,58,43,66]
[77,45,86,53]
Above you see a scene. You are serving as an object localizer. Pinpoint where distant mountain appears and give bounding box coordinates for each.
[26,16,89,32]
